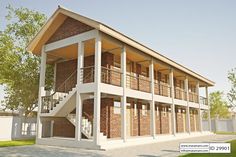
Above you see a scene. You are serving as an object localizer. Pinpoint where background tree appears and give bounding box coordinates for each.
[209,91,230,119]
[0,6,53,116]
[227,68,236,112]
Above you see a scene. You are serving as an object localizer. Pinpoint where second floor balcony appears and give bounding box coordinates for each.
[75,66,208,105]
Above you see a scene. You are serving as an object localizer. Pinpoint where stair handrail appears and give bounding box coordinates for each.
[80,66,94,83]
[41,69,77,113]
[56,69,77,93]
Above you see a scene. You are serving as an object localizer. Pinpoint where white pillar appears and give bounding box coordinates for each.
[185,77,191,134]
[77,41,84,84]
[75,41,84,141]
[196,82,202,132]
[37,45,47,139]
[206,86,211,132]
[93,33,102,145]
[169,68,176,135]
[121,45,127,142]
[149,58,155,138]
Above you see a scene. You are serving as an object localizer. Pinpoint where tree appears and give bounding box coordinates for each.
[0,6,53,116]
[209,91,230,119]
[227,68,236,112]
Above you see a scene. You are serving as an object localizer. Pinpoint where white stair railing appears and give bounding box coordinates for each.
[66,113,93,139]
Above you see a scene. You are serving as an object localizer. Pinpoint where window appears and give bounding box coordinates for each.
[142,104,147,116]
[178,108,181,113]
[156,106,159,116]
[114,101,121,114]
[21,122,36,136]
[163,107,167,117]
[134,103,137,117]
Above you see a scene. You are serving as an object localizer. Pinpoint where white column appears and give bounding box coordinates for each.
[37,45,47,139]
[185,77,191,134]
[93,33,102,145]
[77,41,84,84]
[75,41,84,141]
[206,86,211,132]
[169,68,176,135]
[149,58,155,138]
[121,45,127,142]
[196,82,202,132]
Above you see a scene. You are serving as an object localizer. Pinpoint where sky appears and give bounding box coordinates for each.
[0,0,236,102]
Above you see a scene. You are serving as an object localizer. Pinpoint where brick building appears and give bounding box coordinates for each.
[27,6,214,149]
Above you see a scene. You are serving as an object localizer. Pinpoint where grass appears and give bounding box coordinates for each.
[0,139,35,147]
[215,132,236,135]
[179,140,236,157]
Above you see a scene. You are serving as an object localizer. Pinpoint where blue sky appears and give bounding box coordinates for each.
[0,0,236,101]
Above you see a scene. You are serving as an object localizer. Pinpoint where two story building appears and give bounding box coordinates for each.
[27,6,214,149]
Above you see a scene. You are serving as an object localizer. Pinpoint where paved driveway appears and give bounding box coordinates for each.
[0,134,236,157]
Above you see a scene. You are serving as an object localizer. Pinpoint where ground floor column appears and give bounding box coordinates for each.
[150,100,155,138]
[37,45,47,139]
[75,92,82,141]
[93,91,101,145]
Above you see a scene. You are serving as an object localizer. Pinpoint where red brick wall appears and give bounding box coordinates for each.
[155,104,161,134]
[190,109,198,132]
[55,59,77,92]
[159,106,170,134]
[176,108,184,133]
[82,98,121,138]
[52,117,75,138]
[55,52,120,89]
[195,110,200,131]
[130,101,150,136]
[47,17,93,44]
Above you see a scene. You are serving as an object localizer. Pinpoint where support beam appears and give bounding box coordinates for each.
[185,76,191,134]
[196,82,202,132]
[149,58,155,138]
[206,86,211,132]
[37,45,47,139]
[93,33,102,145]
[169,68,176,135]
[121,45,127,142]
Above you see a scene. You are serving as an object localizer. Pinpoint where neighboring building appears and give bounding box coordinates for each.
[27,6,214,149]
[0,110,36,141]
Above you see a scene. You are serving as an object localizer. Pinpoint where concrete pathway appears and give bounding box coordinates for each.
[0,134,236,157]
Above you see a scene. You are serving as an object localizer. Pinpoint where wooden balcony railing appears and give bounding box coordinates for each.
[101,66,122,86]
[189,92,199,103]
[174,87,187,100]
[154,81,171,97]
[126,74,151,93]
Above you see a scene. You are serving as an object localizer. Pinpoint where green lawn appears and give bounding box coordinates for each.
[180,140,236,157]
[215,132,236,135]
[0,139,35,147]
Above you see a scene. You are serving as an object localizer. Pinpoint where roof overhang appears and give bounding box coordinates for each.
[26,6,215,86]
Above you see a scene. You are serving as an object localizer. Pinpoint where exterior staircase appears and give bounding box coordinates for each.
[66,113,107,141]
[41,70,77,117]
